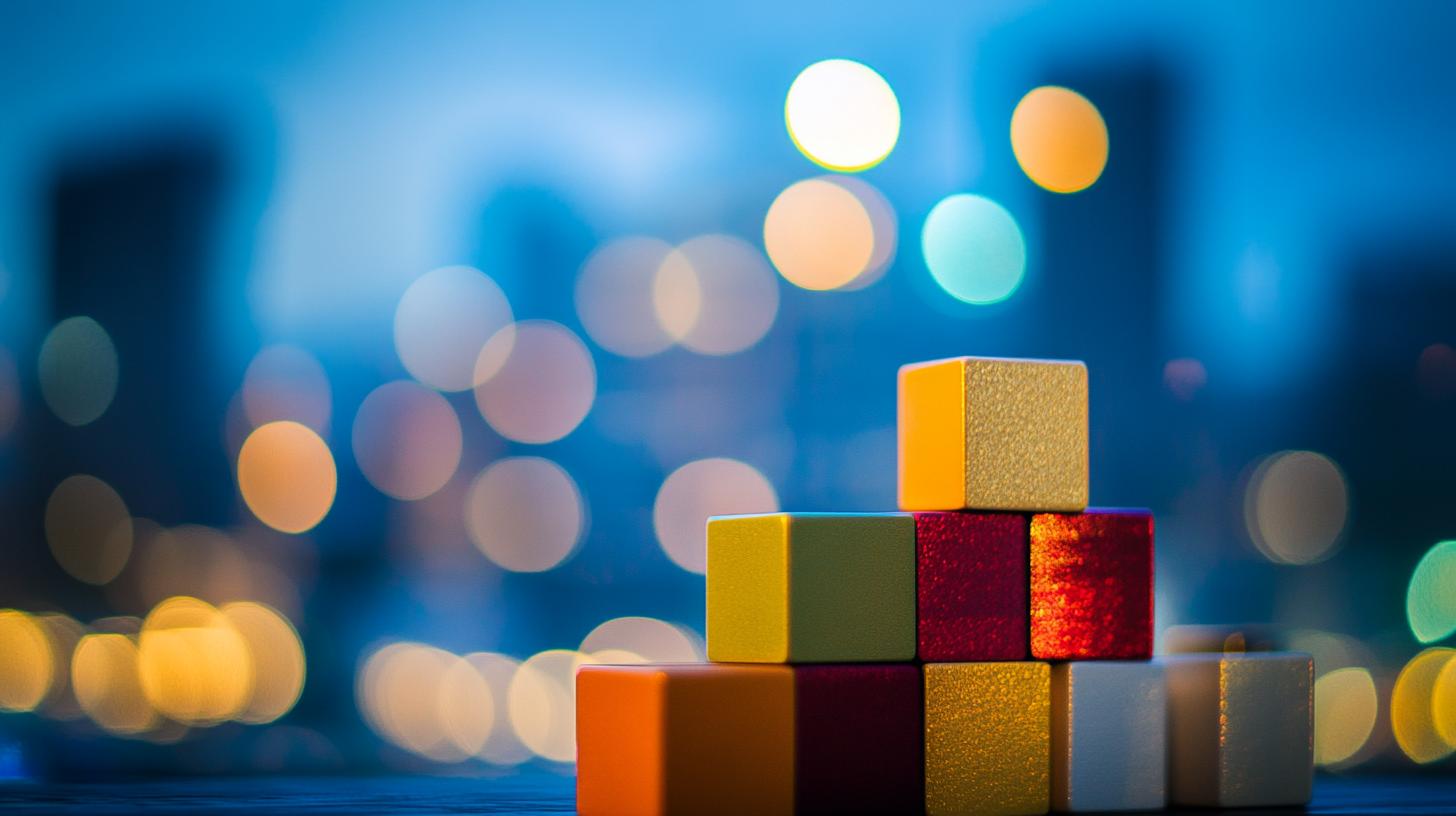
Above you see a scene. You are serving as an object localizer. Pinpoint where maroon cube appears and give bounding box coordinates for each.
[794,665,922,814]
[1030,508,1154,660]
[914,512,1029,661]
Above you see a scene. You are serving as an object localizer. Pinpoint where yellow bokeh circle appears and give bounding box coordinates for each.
[237,421,337,534]
[1010,86,1109,194]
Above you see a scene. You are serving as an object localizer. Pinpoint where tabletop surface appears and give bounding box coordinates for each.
[2,772,1454,814]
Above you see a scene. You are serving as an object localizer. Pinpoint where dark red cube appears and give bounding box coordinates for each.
[1030,508,1154,660]
[794,665,922,814]
[914,511,1029,661]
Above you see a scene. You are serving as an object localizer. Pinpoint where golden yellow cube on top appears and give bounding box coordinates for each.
[924,662,1050,816]
[898,356,1088,512]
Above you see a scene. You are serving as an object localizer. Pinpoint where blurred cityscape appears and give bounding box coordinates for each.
[1,0,1454,780]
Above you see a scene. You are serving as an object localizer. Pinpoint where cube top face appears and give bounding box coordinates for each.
[914,512,1029,661]
[924,662,1050,816]
[1163,653,1313,808]
[1051,661,1167,812]
[898,356,1088,513]
[1030,509,1154,660]
[576,664,794,816]
[707,513,915,663]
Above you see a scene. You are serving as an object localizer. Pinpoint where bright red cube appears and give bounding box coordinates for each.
[914,512,1028,661]
[1030,509,1154,660]
[795,665,922,814]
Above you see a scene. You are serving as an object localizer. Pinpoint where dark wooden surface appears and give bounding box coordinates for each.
[0,772,1453,814]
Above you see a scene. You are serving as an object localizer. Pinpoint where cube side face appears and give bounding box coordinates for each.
[662,665,795,816]
[1030,510,1154,660]
[1052,662,1167,812]
[794,665,923,814]
[964,358,1088,512]
[577,667,667,816]
[707,515,789,663]
[898,359,967,511]
[1164,656,1224,807]
[924,662,1050,816]
[786,515,916,662]
[1218,654,1314,808]
[915,512,1029,661]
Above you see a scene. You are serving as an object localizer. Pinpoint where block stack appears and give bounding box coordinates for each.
[577,356,1314,815]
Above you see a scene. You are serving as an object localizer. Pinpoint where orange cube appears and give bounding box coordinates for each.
[576,664,794,815]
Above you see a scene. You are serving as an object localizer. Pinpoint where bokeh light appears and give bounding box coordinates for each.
[37,315,118,427]
[1392,647,1456,764]
[237,421,337,534]
[921,194,1027,305]
[1408,540,1456,644]
[71,633,159,735]
[242,344,331,433]
[1314,667,1378,766]
[784,59,900,172]
[1010,85,1110,194]
[574,237,677,357]
[128,524,257,611]
[353,380,462,501]
[462,653,532,765]
[473,321,596,444]
[828,176,898,290]
[359,642,477,762]
[439,655,495,757]
[1244,450,1349,565]
[35,613,86,720]
[137,597,254,725]
[1433,658,1456,750]
[653,457,779,574]
[508,649,592,763]
[394,265,514,392]
[465,457,584,573]
[1163,357,1208,401]
[763,177,874,291]
[220,602,305,724]
[652,235,779,355]
[71,633,156,735]
[44,474,133,585]
[579,616,703,663]
[0,347,19,441]
[0,610,54,712]
[361,643,454,761]
[1287,628,1372,675]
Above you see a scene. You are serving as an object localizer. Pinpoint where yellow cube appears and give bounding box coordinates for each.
[924,662,1050,816]
[898,356,1088,512]
[707,513,915,663]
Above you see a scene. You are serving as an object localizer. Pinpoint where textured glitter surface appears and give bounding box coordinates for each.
[914,512,1028,661]
[706,513,915,663]
[576,664,794,816]
[1030,509,1153,660]
[924,662,1050,816]
[1164,653,1313,808]
[899,356,1089,512]
[1051,661,1167,812]
[794,665,922,814]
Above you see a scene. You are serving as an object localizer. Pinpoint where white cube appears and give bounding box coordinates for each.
[1164,652,1313,808]
[1051,661,1166,812]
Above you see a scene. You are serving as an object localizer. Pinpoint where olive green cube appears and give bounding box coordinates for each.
[706,513,916,663]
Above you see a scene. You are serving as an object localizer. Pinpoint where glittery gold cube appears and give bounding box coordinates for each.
[898,357,1088,512]
[924,662,1050,816]
[1164,653,1313,808]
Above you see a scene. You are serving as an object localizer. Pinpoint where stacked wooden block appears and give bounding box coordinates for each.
[577,356,1314,815]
